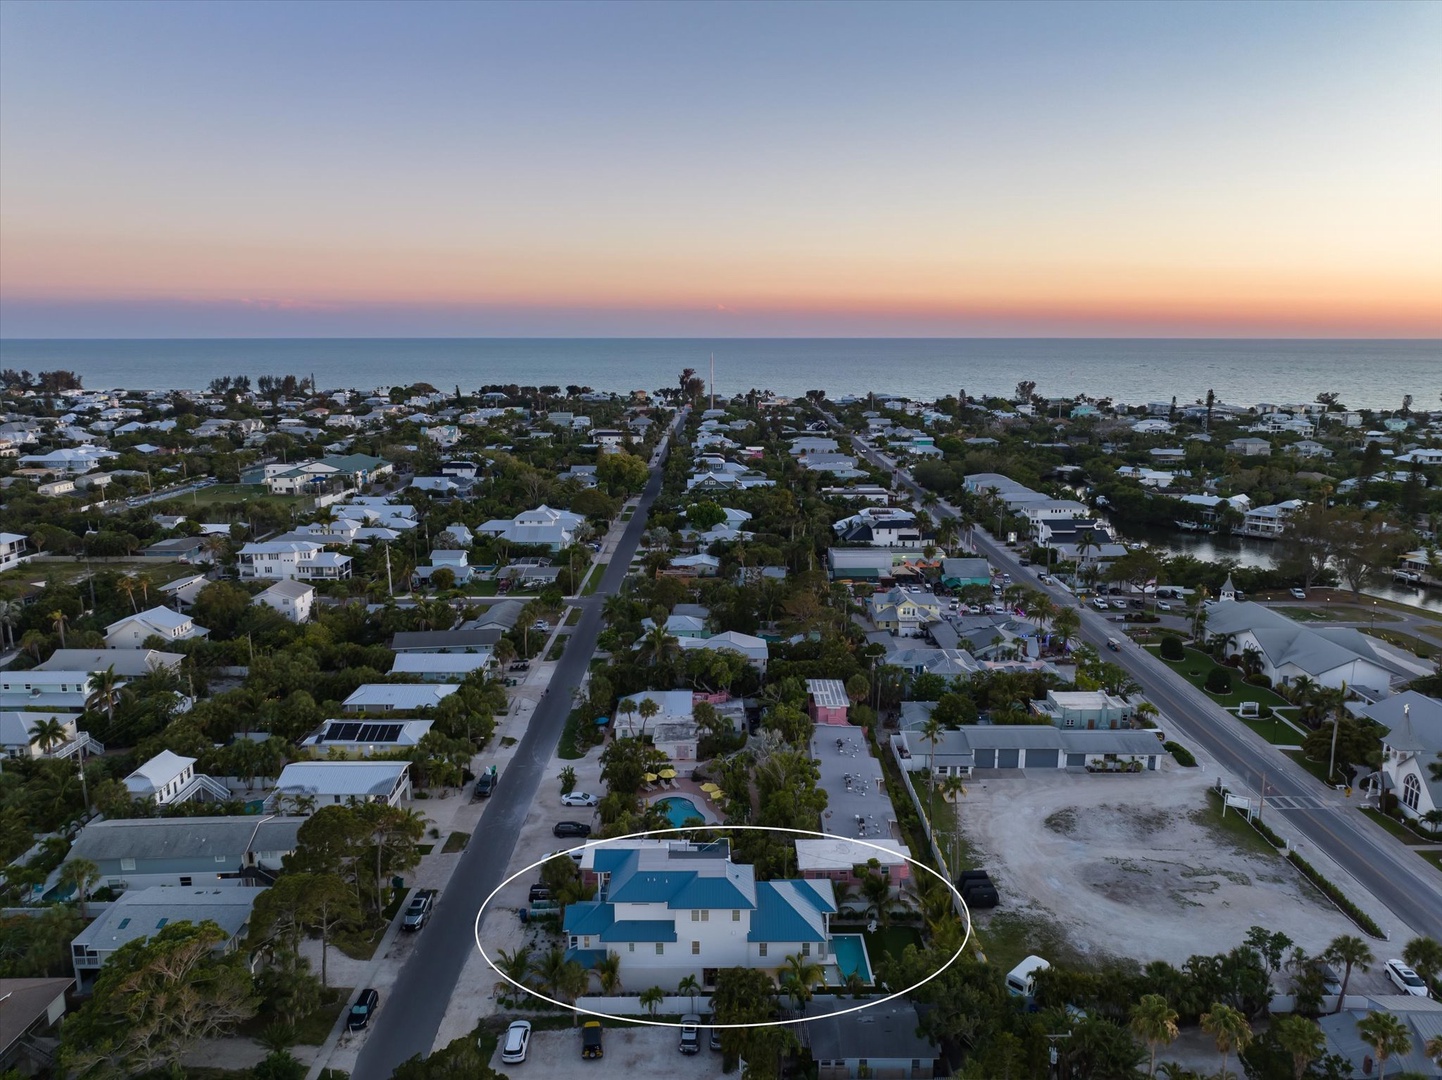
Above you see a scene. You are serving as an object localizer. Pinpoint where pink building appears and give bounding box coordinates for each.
[806,679,850,725]
[796,838,912,890]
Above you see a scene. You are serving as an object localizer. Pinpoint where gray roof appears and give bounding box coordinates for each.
[1361,691,1442,753]
[68,816,305,863]
[1317,997,1442,1078]
[390,628,501,652]
[34,648,184,675]
[803,998,934,1062]
[72,886,261,954]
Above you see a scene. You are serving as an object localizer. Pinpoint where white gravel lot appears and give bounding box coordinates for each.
[958,766,1357,966]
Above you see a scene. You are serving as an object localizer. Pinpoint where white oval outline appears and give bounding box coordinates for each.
[473,824,972,1028]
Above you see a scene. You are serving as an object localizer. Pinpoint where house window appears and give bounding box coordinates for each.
[700,909,709,922]
[692,941,701,955]
[216,855,227,862]
[758,943,767,957]
[628,943,635,952]
[802,942,811,956]
[691,910,700,921]
[655,943,664,955]
[732,910,741,921]
[1403,773,1421,811]
[120,858,136,872]
[179,877,193,887]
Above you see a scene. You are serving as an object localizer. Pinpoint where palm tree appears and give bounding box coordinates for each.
[677,973,700,1012]
[781,952,824,1009]
[1403,935,1442,988]
[860,871,892,929]
[1200,1003,1252,1080]
[28,717,70,755]
[536,946,571,1000]
[135,572,153,606]
[639,985,665,1018]
[558,959,589,1025]
[637,624,680,668]
[1356,1010,1411,1080]
[496,945,532,990]
[1423,1034,1442,1067]
[1129,993,1179,1078]
[117,575,139,613]
[636,697,659,738]
[921,713,945,801]
[1271,1014,1325,1080]
[1324,934,1373,1012]
[0,599,25,649]
[1051,606,1080,653]
[85,665,123,728]
[618,698,637,735]
[58,857,101,918]
[938,773,968,803]
[50,610,68,648]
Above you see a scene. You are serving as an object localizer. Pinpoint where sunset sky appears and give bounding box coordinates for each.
[2,0,1439,338]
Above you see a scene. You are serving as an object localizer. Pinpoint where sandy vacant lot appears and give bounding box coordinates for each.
[958,767,1355,966]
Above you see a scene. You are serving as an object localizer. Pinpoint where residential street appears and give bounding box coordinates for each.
[344,409,683,1080]
[833,419,1442,943]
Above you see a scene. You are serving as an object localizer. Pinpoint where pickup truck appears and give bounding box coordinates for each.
[401,888,436,931]
[474,765,498,799]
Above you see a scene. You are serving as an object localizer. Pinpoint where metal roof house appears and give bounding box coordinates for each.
[273,760,411,810]
[64,816,304,891]
[389,628,501,654]
[389,652,493,681]
[342,683,458,713]
[893,724,1163,774]
[34,648,183,676]
[124,750,231,805]
[299,718,434,757]
[70,886,263,990]
[807,679,850,725]
[1316,997,1442,1079]
[563,839,837,989]
[103,606,208,648]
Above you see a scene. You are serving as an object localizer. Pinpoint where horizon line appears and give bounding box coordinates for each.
[3,334,1439,343]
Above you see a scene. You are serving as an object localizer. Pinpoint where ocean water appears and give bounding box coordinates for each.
[0,338,1437,411]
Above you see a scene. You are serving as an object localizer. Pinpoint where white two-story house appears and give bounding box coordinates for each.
[236,541,352,581]
[564,839,838,990]
[104,607,208,649]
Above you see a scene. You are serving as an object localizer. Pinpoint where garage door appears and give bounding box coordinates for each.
[973,749,996,769]
[1025,748,1060,769]
[1066,753,1086,767]
[996,748,1021,769]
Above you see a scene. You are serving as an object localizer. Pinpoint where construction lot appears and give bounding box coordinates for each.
[958,767,1357,967]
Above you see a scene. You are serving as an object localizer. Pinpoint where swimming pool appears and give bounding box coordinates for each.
[830,934,873,983]
[656,796,705,827]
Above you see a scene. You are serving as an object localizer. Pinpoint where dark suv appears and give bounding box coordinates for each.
[554,821,592,838]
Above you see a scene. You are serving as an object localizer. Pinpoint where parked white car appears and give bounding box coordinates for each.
[1385,959,1429,997]
[561,791,599,807]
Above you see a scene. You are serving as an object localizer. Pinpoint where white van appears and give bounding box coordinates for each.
[1005,955,1051,998]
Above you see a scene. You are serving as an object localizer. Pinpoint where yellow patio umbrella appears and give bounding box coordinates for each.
[701,782,721,793]
[658,767,677,779]
[644,773,659,783]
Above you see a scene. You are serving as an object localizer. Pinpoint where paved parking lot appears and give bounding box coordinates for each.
[492,1025,726,1080]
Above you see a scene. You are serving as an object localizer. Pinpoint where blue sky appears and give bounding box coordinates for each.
[2,0,1438,337]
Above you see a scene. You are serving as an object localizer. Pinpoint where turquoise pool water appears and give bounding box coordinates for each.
[831,934,872,982]
[657,796,704,827]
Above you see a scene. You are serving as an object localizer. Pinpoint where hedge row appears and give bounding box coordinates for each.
[1164,741,1197,767]
[1286,851,1386,939]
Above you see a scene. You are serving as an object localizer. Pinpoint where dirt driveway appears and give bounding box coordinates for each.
[958,767,1356,966]
[493,1024,726,1080]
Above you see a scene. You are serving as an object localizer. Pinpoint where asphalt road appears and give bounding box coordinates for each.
[829,416,1442,942]
[351,410,684,1079]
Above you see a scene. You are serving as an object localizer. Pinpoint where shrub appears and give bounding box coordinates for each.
[1245,673,1273,689]
[1256,704,1273,719]
[1204,667,1233,694]
[1164,741,1197,767]
[1159,635,1185,661]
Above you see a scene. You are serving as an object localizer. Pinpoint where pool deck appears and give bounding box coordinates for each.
[645,777,721,824]
[825,932,873,985]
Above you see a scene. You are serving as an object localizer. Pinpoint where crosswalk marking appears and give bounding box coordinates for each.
[1263,795,1337,811]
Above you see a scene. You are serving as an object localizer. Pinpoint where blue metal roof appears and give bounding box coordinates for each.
[669,867,756,910]
[601,920,678,943]
[563,901,615,937]
[746,881,829,943]
[608,869,694,903]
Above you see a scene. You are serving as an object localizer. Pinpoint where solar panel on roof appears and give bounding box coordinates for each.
[330,722,362,742]
[375,724,402,742]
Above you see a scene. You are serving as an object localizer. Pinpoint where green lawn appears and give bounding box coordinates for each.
[160,483,310,510]
[1284,749,1341,787]
[1237,714,1306,746]
[1274,605,1402,623]
[443,830,470,853]
[977,911,1085,974]
[1360,626,1436,660]
[1192,791,1284,858]
[1359,807,1439,846]
[582,563,607,595]
[1423,851,1442,872]
[1147,645,1292,710]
